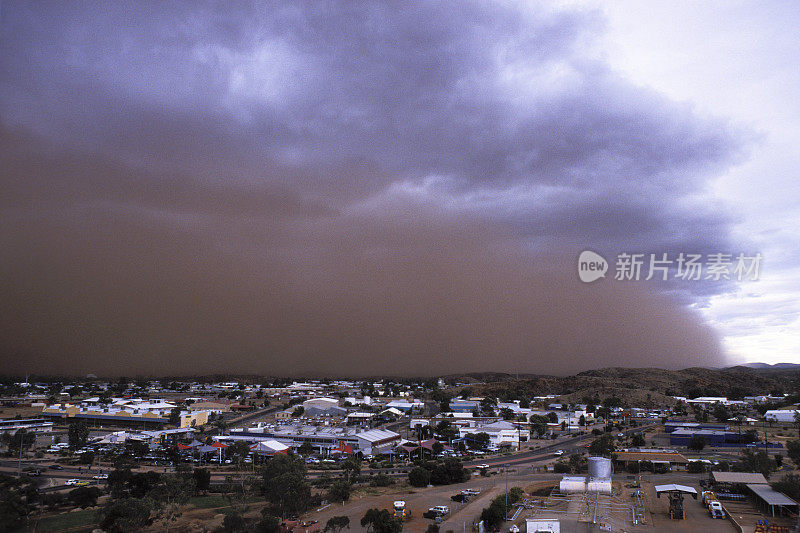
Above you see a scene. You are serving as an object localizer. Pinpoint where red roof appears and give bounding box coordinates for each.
[333,442,353,454]
[177,443,192,450]
[211,441,228,449]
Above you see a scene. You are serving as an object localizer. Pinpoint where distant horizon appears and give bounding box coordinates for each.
[5,361,799,382]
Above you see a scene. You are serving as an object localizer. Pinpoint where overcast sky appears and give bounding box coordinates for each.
[1,1,797,376]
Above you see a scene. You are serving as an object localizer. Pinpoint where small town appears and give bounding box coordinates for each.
[1,367,799,532]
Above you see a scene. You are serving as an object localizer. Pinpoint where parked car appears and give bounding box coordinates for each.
[49,464,64,470]
[92,473,109,480]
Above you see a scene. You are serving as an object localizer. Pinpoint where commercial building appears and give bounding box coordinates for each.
[228,423,400,455]
[0,418,54,434]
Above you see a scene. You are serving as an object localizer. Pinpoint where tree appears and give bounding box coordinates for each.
[786,439,800,465]
[68,421,90,451]
[68,486,101,508]
[228,441,252,470]
[361,508,402,533]
[298,441,315,456]
[740,449,776,479]
[328,478,351,502]
[712,403,730,422]
[408,466,431,487]
[99,497,153,533]
[578,414,586,427]
[479,487,524,530]
[168,406,183,426]
[499,408,515,420]
[222,511,248,532]
[340,457,361,484]
[0,473,38,530]
[631,434,646,447]
[150,473,195,530]
[324,515,351,533]
[770,474,800,502]
[291,406,305,417]
[688,435,707,451]
[466,432,491,450]
[257,510,281,533]
[260,454,311,516]
[193,468,211,493]
[588,434,615,456]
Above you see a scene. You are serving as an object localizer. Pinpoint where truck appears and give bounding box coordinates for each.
[702,491,725,519]
[708,501,725,519]
[393,500,407,520]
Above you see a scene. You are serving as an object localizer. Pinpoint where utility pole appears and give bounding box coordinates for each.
[503,463,510,519]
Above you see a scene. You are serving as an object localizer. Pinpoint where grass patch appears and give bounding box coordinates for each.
[36,509,97,533]
[188,494,260,509]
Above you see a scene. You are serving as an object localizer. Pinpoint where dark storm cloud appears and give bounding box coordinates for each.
[0,1,748,375]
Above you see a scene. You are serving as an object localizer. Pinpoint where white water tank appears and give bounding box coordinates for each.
[587,478,612,494]
[559,476,586,493]
[588,456,612,479]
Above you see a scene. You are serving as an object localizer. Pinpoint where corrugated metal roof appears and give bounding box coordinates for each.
[747,484,797,506]
[712,471,768,484]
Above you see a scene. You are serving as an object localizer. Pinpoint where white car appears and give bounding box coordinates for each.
[65,479,80,485]
[92,474,108,480]
[429,506,450,515]
[461,489,480,495]
[553,449,564,456]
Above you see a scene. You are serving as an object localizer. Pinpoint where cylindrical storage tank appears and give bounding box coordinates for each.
[587,478,612,494]
[559,476,586,493]
[587,457,612,479]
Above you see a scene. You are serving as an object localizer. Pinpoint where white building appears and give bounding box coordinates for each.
[458,420,528,449]
[765,409,800,423]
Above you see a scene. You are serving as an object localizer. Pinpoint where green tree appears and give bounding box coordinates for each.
[68,486,101,508]
[151,473,195,530]
[98,497,154,533]
[168,406,183,426]
[688,435,707,451]
[328,478,351,502]
[740,449,776,479]
[68,421,90,451]
[499,408,515,420]
[770,473,800,502]
[408,466,431,487]
[298,441,315,456]
[324,515,351,533]
[0,473,38,530]
[360,508,402,533]
[588,434,615,456]
[340,457,361,484]
[222,511,248,532]
[260,454,311,516]
[786,439,800,465]
[257,510,281,533]
[631,434,646,447]
[193,468,211,493]
[712,403,730,422]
